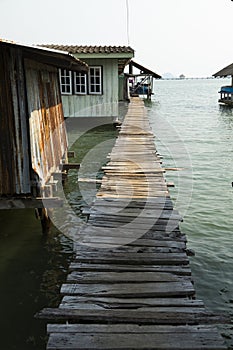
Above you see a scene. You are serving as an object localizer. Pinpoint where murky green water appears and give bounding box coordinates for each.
[0,209,74,349]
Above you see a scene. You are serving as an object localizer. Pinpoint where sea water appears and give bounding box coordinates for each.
[0,78,233,348]
[148,78,233,344]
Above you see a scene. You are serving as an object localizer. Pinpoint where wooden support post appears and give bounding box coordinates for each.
[68,151,75,158]
[62,163,80,171]
[0,197,63,209]
[35,208,52,235]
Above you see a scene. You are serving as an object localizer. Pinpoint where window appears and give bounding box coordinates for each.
[88,66,102,94]
[59,69,72,94]
[74,72,87,94]
[58,67,103,96]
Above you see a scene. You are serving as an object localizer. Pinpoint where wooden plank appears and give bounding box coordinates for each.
[77,245,184,254]
[74,252,189,265]
[37,307,229,325]
[93,197,173,206]
[69,263,192,275]
[47,323,224,334]
[129,239,186,248]
[47,333,226,350]
[77,225,186,241]
[78,238,186,249]
[62,163,80,171]
[87,220,180,231]
[47,331,227,349]
[77,244,184,254]
[0,197,63,209]
[88,210,182,220]
[60,296,204,310]
[61,281,195,297]
[66,271,190,283]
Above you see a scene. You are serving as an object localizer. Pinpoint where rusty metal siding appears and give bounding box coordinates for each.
[24,59,68,187]
[0,46,31,195]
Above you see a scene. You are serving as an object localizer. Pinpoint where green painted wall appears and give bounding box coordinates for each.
[62,58,119,118]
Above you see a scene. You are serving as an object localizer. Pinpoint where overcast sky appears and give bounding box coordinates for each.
[0,0,232,77]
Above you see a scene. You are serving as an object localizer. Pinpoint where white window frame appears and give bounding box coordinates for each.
[88,66,102,95]
[74,72,87,95]
[59,69,72,95]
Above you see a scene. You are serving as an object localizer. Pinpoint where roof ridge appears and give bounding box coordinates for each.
[38,44,134,54]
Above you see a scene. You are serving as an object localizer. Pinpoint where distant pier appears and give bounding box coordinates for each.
[37,98,228,349]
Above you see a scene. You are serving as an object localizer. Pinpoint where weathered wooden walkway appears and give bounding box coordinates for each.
[38,98,228,349]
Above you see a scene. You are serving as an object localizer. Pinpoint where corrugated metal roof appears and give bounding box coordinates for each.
[128,60,161,79]
[213,63,233,77]
[39,45,134,55]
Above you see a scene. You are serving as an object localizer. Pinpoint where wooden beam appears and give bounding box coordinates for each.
[67,151,75,158]
[0,197,63,209]
[62,163,80,171]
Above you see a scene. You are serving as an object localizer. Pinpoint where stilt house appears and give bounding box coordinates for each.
[0,40,87,208]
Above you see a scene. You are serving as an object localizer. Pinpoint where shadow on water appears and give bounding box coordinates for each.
[219,105,233,129]
[0,209,74,350]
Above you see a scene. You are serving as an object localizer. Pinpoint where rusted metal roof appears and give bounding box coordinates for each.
[39,45,134,55]
[213,63,233,77]
[0,40,88,72]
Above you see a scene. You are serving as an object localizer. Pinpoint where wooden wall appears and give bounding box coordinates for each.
[0,46,31,195]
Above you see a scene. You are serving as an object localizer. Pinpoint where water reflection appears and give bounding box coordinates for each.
[219,105,233,130]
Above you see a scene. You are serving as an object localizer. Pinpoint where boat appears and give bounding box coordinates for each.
[129,80,153,97]
[218,85,233,106]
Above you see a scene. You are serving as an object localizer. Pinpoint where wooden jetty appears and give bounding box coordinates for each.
[38,98,228,349]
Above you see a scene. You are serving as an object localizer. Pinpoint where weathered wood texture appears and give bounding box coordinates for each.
[41,98,227,349]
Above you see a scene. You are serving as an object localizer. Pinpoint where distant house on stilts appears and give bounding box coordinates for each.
[127,60,161,99]
[213,63,233,106]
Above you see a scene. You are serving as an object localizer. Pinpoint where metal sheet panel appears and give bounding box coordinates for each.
[25,59,68,187]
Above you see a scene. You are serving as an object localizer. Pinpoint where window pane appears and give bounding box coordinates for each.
[59,69,72,94]
[74,72,86,94]
[88,66,102,94]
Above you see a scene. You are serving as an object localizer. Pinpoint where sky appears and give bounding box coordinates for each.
[0,0,233,77]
